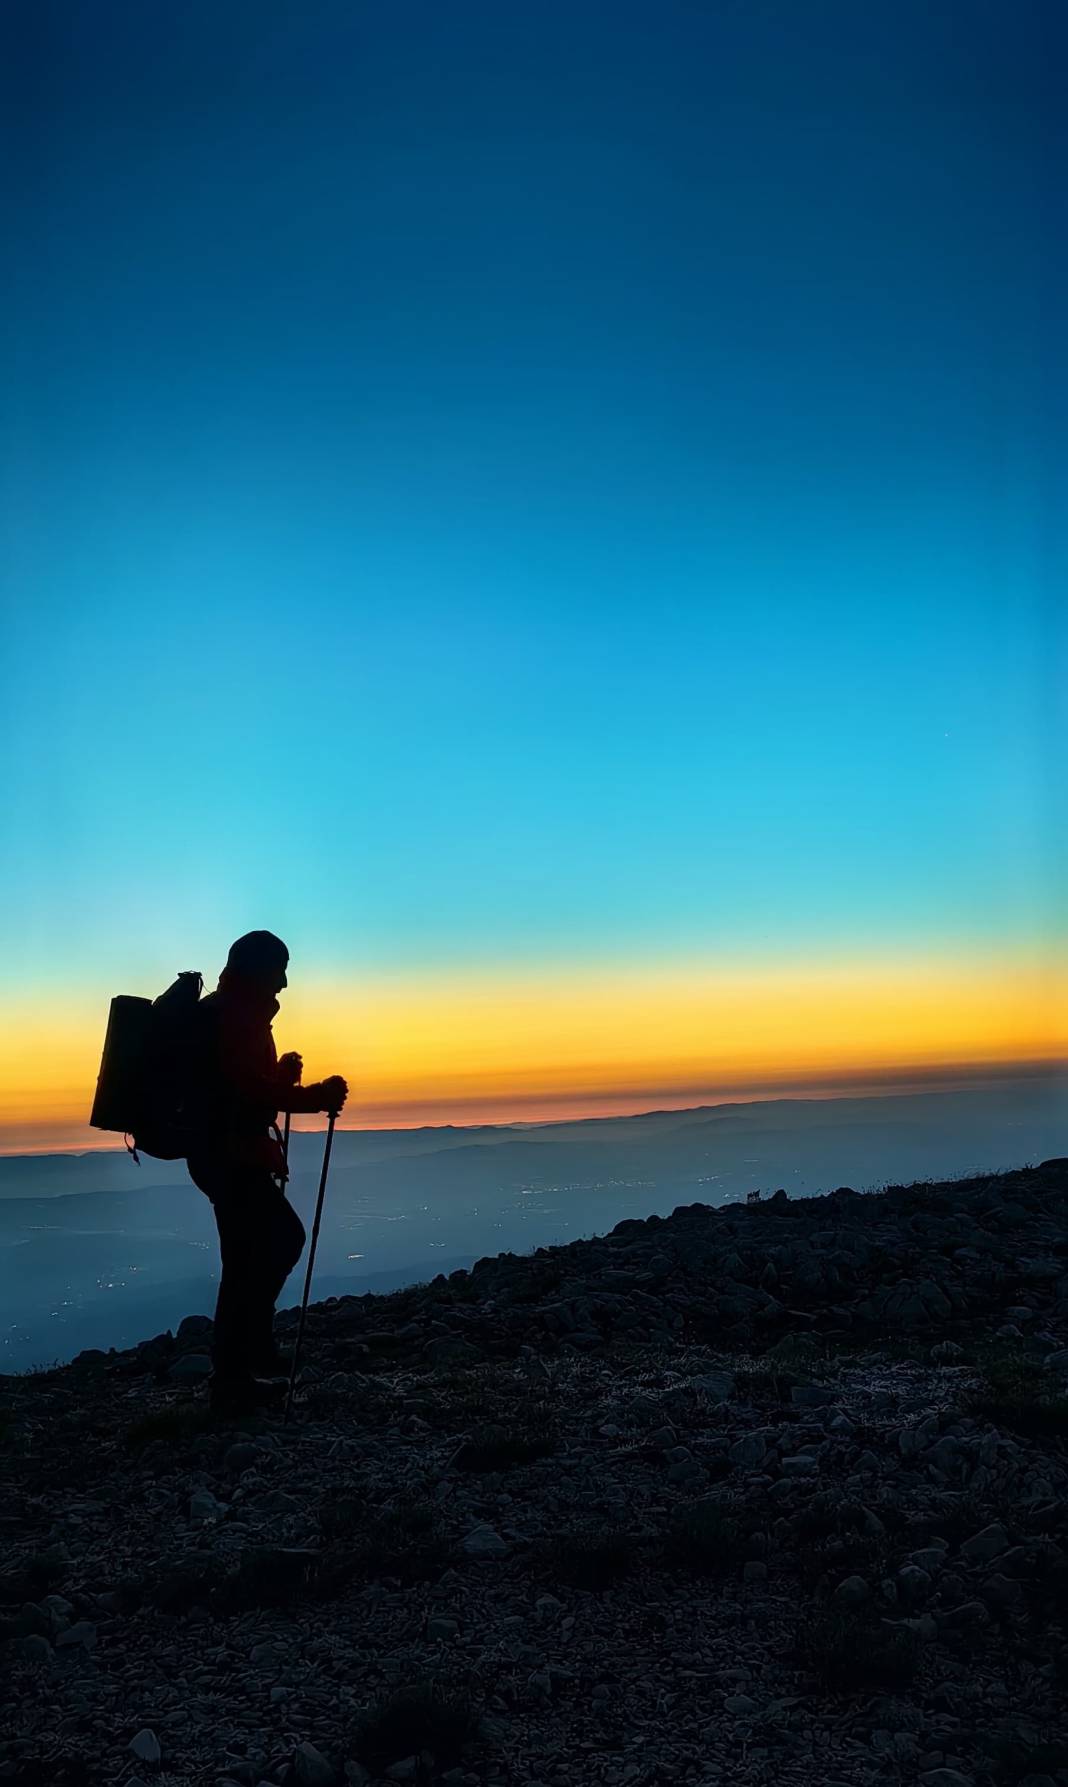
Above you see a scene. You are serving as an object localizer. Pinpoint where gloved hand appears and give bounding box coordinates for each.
[320,1074,348,1114]
[278,1051,303,1086]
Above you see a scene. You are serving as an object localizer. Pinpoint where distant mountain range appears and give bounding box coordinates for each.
[1,1071,1064,1370]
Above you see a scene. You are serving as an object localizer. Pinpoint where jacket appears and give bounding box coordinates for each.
[185,980,324,1171]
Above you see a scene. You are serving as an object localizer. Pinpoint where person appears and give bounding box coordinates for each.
[185,930,348,1413]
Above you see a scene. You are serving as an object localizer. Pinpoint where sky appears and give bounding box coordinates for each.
[1,1,1065,1151]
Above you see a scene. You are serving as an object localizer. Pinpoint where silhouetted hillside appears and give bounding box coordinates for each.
[2,1158,1067,1786]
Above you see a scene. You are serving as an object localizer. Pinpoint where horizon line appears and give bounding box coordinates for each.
[2,1052,1064,1159]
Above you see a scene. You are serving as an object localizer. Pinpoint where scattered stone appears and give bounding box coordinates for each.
[729,1433,768,1468]
[176,1314,214,1341]
[189,1489,225,1521]
[167,1353,213,1381]
[960,1522,1009,1563]
[293,1740,336,1787]
[17,1634,52,1664]
[225,1441,266,1474]
[691,1372,735,1401]
[780,1453,818,1474]
[128,1729,161,1765]
[833,1575,870,1607]
[4,1157,1068,1787]
[424,1337,482,1365]
[462,1523,508,1558]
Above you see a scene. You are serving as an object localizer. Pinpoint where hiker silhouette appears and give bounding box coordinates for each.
[184,931,347,1414]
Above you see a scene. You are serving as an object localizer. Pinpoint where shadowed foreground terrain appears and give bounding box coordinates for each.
[2,1160,1068,1787]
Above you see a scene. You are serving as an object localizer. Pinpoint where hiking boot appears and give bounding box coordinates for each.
[208,1374,287,1416]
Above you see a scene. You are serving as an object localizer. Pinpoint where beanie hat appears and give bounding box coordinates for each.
[225,930,289,976]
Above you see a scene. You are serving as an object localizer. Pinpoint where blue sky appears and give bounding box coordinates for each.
[1,0,1064,1010]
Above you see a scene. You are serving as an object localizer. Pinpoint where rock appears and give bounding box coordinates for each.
[40,1592,73,1629]
[17,1634,52,1664]
[730,1432,769,1468]
[920,1773,973,1787]
[294,1741,337,1787]
[176,1314,214,1341]
[691,1372,735,1402]
[427,1616,460,1639]
[833,1575,870,1607]
[981,1572,1024,1609]
[935,1600,990,1629]
[128,1730,161,1766]
[790,1385,835,1407]
[72,1348,109,1369]
[461,1524,509,1558]
[780,1454,819,1474]
[924,1437,963,1473]
[225,1441,266,1474]
[385,1761,418,1783]
[167,1352,212,1381]
[897,1565,932,1605]
[55,1620,97,1649]
[868,1278,953,1327]
[1043,1348,1068,1377]
[189,1489,225,1521]
[724,1694,758,1713]
[424,1337,482,1365]
[743,1560,768,1582]
[930,1341,965,1363]
[960,1521,1009,1563]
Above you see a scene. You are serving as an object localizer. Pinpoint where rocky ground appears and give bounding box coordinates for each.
[2,1160,1068,1787]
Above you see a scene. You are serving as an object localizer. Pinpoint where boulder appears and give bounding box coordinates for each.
[167,1353,212,1382]
[294,1741,337,1787]
[128,1729,161,1766]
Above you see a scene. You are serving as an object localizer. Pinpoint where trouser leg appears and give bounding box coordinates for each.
[249,1195,306,1367]
[190,1160,304,1383]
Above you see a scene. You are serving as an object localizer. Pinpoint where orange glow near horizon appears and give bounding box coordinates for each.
[2,949,1064,1153]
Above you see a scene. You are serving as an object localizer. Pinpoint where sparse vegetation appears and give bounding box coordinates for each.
[967,1341,1068,1441]
[450,1419,558,1471]
[662,1499,740,1576]
[732,1367,794,1404]
[351,1678,479,1774]
[795,1605,920,1692]
[547,1523,635,1589]
[334,1496,451,1588]
[123,1404,221,1449]
[225,1544,322,1610]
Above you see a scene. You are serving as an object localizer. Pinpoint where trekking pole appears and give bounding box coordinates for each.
[284,1109,338,1425]
[281,1110,291,1187]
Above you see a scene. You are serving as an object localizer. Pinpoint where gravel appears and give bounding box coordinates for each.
[2,1158,1067,1787]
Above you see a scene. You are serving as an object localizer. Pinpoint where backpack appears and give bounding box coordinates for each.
[90,971,204,1162]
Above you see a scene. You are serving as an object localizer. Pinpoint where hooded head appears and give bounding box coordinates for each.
[221,930,289,996]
